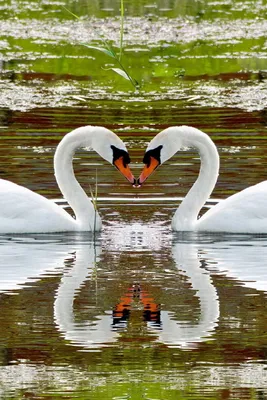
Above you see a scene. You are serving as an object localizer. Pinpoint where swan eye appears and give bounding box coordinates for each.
[143,145,163,167]
[111,145,131,167]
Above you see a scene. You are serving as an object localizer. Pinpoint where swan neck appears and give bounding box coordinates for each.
[173,132,219,230]
[54,129,99,230]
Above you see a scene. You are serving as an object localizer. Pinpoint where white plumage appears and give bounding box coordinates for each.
[139,126,267,233]
[0,126,134,234]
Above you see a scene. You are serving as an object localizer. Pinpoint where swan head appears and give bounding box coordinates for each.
[111,145,136,185]
[90,127,136,184]
[137,127,185,185]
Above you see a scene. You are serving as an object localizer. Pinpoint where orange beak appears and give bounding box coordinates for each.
[137,156,160,185]
[114,156,136,184]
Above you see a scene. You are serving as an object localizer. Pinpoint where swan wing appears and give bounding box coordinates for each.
[197,181,267,233]
[0,179,74,233]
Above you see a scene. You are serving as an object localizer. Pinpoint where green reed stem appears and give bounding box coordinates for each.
[119,0,124,62]
[63,4,138,89]
[89,169,98,237]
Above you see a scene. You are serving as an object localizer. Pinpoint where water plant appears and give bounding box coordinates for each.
[89,169,98,236]
[64,0,138,89]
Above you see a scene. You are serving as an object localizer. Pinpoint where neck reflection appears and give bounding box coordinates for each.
[53,227,220,350]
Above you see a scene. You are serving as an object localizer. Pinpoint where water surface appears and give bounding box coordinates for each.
[1,0,267,399]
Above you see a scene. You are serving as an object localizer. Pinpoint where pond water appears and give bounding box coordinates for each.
[1,0,267,399]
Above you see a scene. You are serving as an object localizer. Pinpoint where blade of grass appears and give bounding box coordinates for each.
[89,186,97,211]
[112,60,139,88]
[62,5,80,20]
[63,6,116,55]
[81,44,116,58]
[95,168,98,209]
[110,67,130,81]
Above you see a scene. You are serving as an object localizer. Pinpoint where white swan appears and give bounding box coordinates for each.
[137,125,267,233]
[0,126,135,234]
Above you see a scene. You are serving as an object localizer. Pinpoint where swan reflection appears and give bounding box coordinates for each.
[53,240,123,347]
[200,236,267,292]
[2,229,267,351]
[149,241,220,347]
[0,235,75,293]
[53,227,220,350]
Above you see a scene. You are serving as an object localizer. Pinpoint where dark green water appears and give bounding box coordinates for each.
[0,1,267,399]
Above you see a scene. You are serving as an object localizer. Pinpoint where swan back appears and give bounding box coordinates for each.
[196,181,267,233]
[0,179,76,233]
